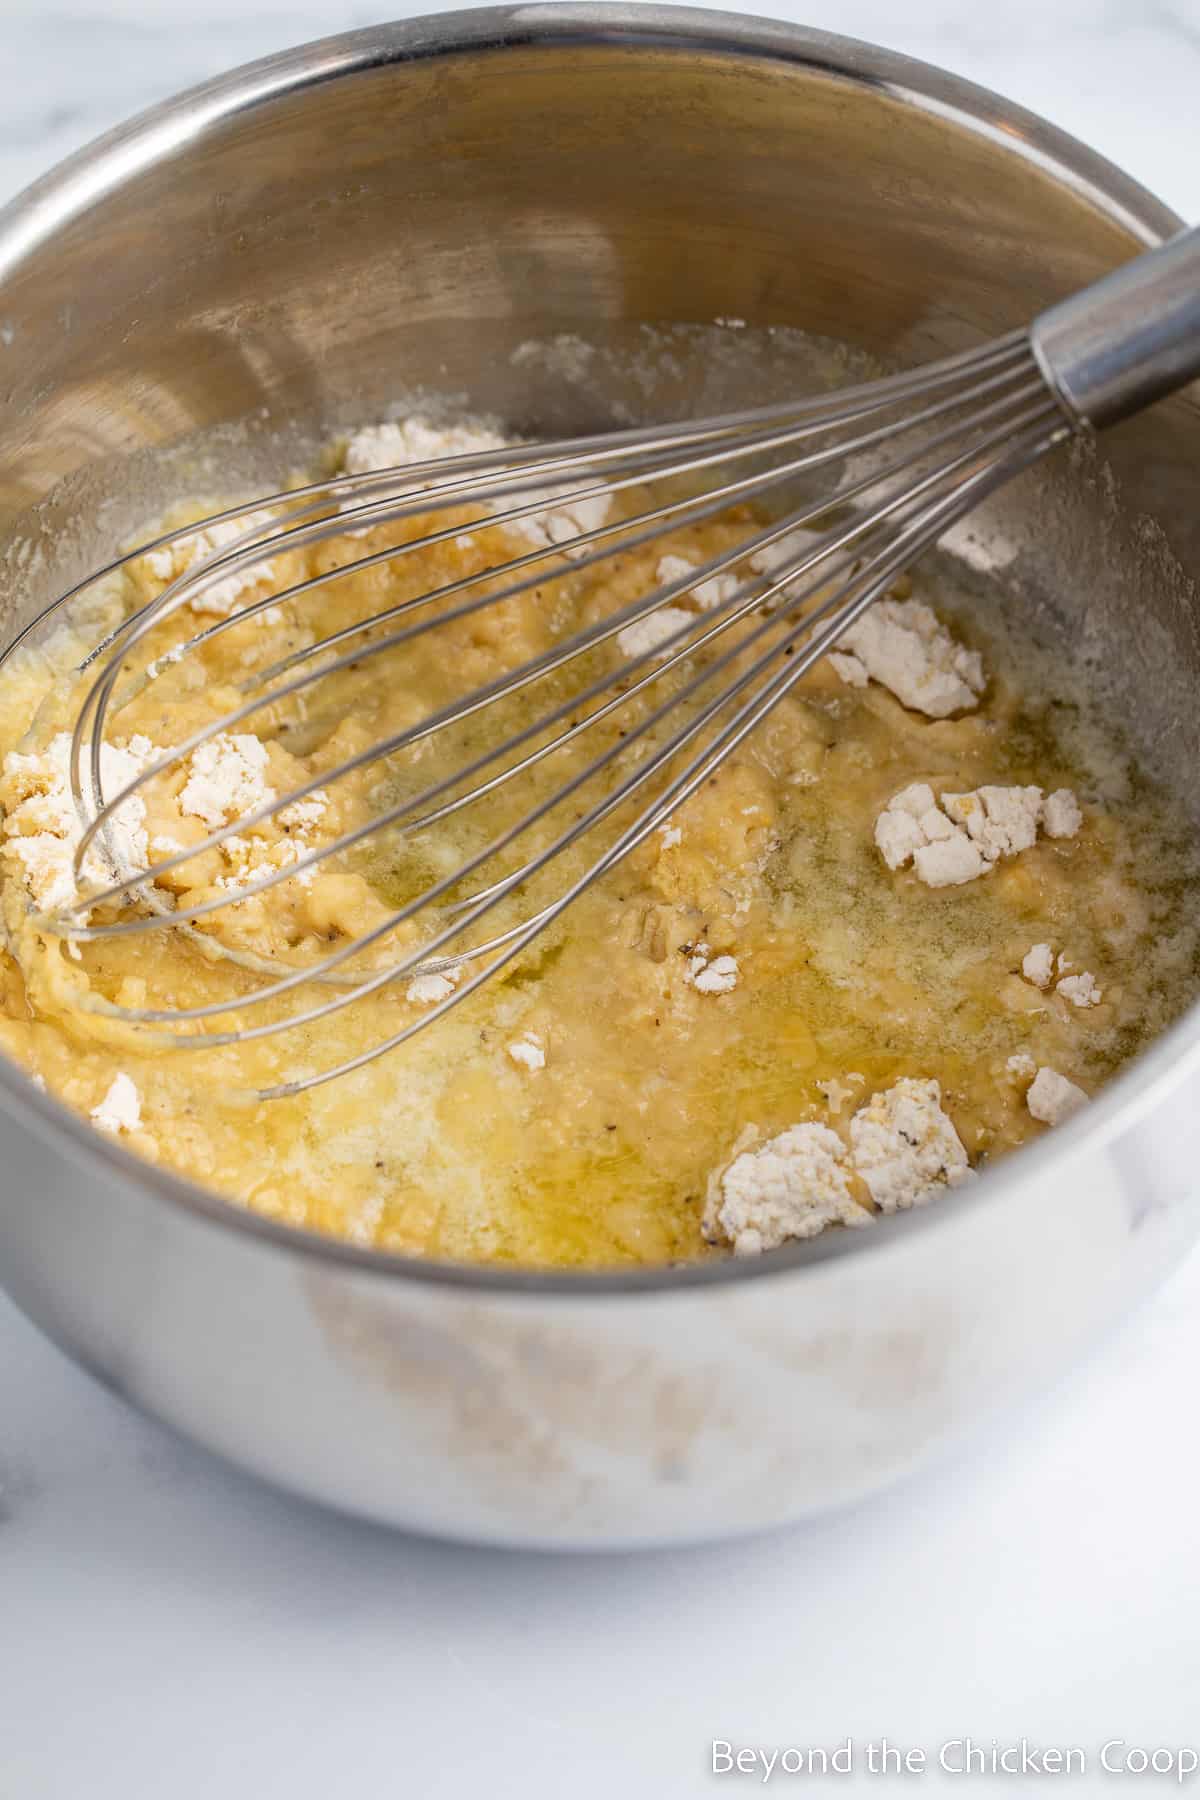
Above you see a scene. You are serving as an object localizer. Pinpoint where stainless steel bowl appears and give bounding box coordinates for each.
[2,5,1199,1548]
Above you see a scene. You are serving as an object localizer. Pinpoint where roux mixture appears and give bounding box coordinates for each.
[0,416,1196,1268]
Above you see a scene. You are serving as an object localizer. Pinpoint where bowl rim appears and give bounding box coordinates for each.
[0,1,1195,1299]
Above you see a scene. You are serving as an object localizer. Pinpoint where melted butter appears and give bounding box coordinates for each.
[0,472,1196,1270]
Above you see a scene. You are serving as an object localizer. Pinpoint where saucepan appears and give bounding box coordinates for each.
[0,4,1198,1546]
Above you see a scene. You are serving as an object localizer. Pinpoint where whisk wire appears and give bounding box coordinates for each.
[69,344,1046,895]
[13,327,1032,675]
[64,362,1049,921]
[73,402,1064,1060]
[256,412,1066,1099]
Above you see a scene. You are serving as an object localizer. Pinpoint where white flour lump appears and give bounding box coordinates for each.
[616,547,746,659]
[1027,1066,1089,1125]
[1043,789,1084,838]
[655,553,740,612]
[831,599,985,717]
[144,509,280,618]
[1022,943,1055,988]
[1,729,315,920]
[707,1123,871,1255]
[507,1031,545,1071]
[278,792,329,832]
[343,417,612,553]
[848,1077,974,1212]
[1021,943,1102,1006]
[875,781,1083,888]
[0,732,160,912]
[616,607,693,661]
[406,964,461,1007]
[707,1077,973,1254]
[943,785,1043,860]
[1058,970,1102,1008]
[91,1071,142,1135]
[179,734,274,828]
[686,944,739,994]
[873,782,987,888]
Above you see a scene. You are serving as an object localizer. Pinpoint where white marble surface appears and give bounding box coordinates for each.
[3,3,1200,1795]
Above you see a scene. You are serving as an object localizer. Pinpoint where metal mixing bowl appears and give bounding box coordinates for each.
[1,5,1199,1548]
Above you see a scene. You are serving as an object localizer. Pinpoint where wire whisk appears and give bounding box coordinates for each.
[8,223,1200,1094]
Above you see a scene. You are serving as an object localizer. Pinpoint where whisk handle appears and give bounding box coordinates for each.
[1031,224,1200,429]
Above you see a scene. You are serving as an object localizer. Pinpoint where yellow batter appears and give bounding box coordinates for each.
[0,421,1195,1267]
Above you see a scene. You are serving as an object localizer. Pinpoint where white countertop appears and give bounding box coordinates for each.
[3,3,1200,1795]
